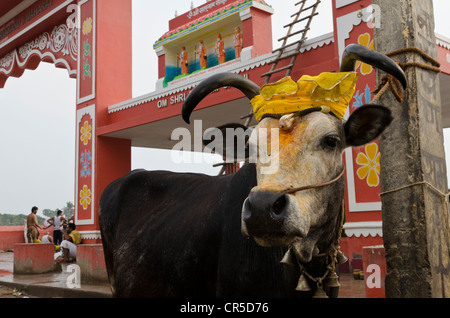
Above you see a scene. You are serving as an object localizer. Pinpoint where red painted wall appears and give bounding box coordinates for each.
[247,6,273,58]
[95,0,133,127]
[14,243,56,274]
[168,0,253,31]
[363,246,386,298]
[75,0,133,242]
[340,235,383,273]
[437,45,450,75]
[0,226,54,250]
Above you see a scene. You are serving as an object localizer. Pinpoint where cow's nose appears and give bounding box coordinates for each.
[243,189,288,225]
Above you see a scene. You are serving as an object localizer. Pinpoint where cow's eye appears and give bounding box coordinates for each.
[322,135,340,150]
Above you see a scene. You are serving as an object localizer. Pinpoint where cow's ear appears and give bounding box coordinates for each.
[345,105,393,147]
[203,123,253,161]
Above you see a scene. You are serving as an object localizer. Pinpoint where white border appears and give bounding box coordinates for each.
[0,1,39,27]
[19,50,76,77]
[0,24,78,79]
[0,0,74,50]
[337,5,382,212]
[436,33,450,50]
[336,5,373,61]
[345,148,382,212]
[79,230,101,240]
[343,221,383,238]
[75,104,96,226]
[76,0,96,104]
[336,0,359,9]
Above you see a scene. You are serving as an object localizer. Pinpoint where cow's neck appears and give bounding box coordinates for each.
[288,200,345,296]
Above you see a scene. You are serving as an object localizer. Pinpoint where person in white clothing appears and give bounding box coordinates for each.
[41,232,53,243]
[54,223,81,263]
[46,210,67,246]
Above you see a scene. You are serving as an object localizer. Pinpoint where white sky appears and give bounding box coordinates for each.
[0,0,449,216]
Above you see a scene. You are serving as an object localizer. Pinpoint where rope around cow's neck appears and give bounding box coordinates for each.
[284,168,346,195]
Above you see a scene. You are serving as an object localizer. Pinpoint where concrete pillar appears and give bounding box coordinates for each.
[75,0,132,243]
[373,0,450,298]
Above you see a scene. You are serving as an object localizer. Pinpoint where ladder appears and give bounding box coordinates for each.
[262,0,321,85]
[218,0,321,175]
[241,0,322,128]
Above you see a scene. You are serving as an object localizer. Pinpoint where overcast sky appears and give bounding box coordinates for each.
[0,0,449,216]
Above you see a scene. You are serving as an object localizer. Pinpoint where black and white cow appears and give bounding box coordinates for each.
[99,44,406,298]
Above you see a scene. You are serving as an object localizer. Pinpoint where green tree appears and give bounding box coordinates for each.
[0,214,29,226]
[42,209,56,218]
[0,201,74,226]
[62,202,74,219]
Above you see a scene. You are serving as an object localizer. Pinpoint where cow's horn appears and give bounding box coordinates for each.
[340,44,407,89]
[182,72,260,124]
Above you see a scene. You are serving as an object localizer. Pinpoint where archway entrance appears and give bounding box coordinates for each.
[0,0,133,243]
[0,62,76,216]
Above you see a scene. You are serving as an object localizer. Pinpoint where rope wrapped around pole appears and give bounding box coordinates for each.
[370,47,441,104]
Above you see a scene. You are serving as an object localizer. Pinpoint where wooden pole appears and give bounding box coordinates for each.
[373,0,450,298]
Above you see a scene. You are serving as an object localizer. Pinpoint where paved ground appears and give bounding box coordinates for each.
[0,283,31,298]
[0,250,367,298]
[0,284,38,298]
[0,251,112,298]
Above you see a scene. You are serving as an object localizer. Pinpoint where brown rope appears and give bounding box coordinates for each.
[371,47,441,104]
[284,168,345,195]
[380,180,450,202]
[386,47,441,69]
[372,74,404,103]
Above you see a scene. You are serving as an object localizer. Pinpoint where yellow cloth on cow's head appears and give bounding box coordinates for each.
[251,72,359,122]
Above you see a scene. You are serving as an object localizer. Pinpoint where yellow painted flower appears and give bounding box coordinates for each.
[356,143,380,187]
[79,185,92,210]
[82,17,93,35]
[356,33,374,75]
[80,121,92,146]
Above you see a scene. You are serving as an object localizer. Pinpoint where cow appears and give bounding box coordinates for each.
[99,44,407,298]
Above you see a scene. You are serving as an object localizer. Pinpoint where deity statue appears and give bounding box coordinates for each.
[215,34,225,64]
[177,46,189,75]
[198,40,207,69]
[234,26,243,58]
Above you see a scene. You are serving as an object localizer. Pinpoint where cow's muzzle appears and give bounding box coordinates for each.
[241,188,308,247]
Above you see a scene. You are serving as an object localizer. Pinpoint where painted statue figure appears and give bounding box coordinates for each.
[215,34,225,64]
[178,46,189,75]
[198,40,207,69]
[234,26,243,58]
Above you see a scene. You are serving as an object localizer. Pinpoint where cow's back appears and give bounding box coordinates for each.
[99,169,231,297]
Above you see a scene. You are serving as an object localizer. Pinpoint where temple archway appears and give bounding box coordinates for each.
[0,62,76,214]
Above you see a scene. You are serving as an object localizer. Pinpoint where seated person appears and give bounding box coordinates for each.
[41,232,53,243]
[54,223,81,263]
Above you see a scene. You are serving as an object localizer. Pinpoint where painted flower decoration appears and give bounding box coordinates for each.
[80,150,92,178]
[80,121,92,146]
[79,185,92,210]
[355,33,374,75]
[356,143,380,187]
[82,17,93,35]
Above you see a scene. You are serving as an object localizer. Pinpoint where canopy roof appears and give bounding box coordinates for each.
[154,0,271,49]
